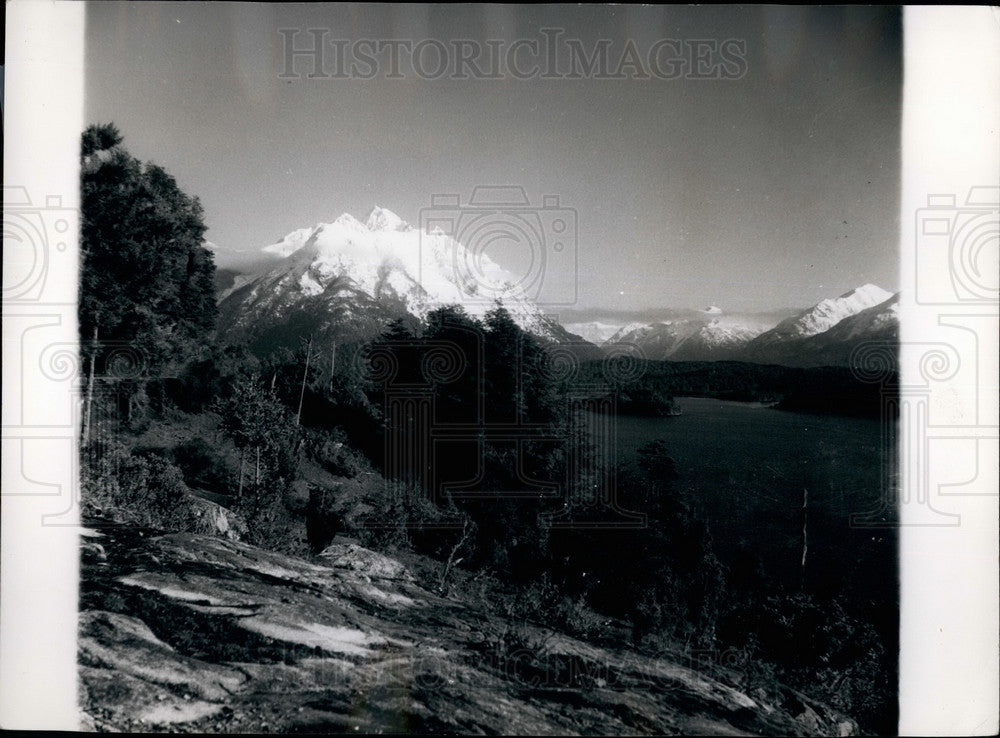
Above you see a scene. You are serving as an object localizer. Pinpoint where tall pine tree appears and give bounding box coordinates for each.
[79,123,217,423]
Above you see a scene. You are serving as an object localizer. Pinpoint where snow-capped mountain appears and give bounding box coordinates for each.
[260,226,318,259]
[606,321,655,345]
[753,293,899,368]
[819,292,899,341]
[217,207,596,355]
[562,321,628,346]
[746,284,892,347]
[604,312,779,361]
[595,284,899,367]
[741,284,896,366]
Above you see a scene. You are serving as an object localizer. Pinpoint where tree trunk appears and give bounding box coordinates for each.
[82,325,98,446]
[237,448,245,500]
[296,334,312,426]
[438,518,471,594]
[801,487,808,589]
[255,446,261,492]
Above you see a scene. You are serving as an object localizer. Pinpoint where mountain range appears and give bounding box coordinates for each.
[601,284,898,367]
[213,207,897,368]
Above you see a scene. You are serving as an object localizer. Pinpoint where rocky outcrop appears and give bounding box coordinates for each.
[79,522,857,734]
[187,497,248,541]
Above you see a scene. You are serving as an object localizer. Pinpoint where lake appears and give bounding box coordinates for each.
[602,396,897,607]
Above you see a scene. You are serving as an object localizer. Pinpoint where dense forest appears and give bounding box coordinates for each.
[79,124,897,734]
[578,359,898,419]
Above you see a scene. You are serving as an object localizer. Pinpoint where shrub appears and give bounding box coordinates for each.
[726,591,894,734]
[81,442,199,531]
[302,426,367,479]
[236,486,302,553]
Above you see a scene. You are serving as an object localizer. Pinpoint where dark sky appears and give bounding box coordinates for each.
[85,3,901,313]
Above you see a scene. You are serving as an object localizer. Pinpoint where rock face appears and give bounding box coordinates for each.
[79,523,857,734]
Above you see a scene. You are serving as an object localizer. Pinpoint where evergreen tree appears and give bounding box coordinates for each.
[79,123,217,408]
[216,377,299,544]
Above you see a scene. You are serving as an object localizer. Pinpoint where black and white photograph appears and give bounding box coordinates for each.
[2,3,998,736]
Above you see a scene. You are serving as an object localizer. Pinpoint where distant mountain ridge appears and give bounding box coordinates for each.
[740,285,897,367]
[602,311,780,362]
[598,285,898,368]
[747,292,899,368]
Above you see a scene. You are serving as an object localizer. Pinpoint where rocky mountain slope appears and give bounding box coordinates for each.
[741,287,898,367]
[216,207,592,356]
[79,522,857,735]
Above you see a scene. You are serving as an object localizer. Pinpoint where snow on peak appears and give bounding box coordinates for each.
[333,213,368,232]
[563,321,626,345]
[837,284,892,303]
[366,206,408,232]
[261,226,318,258]
[759,284,894,342]
[818,292,899,341]
[702,305,723,315]
[234,203,554,335]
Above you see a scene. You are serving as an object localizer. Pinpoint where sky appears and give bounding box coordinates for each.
[84,3,902,314]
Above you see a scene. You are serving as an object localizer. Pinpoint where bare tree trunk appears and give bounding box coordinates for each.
[255,446,261,492]
[237,448,245,500]
[801,487,808,589]
[270,372,276,393]
[438,518,471,594]
[82,325,98,446]
[296,334,312,426]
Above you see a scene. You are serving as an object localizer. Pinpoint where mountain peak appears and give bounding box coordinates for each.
[366,206,407,232]
[745,283,899,359]
[838,284,891,302]
[228,203,561,342]
[333,213,366,232]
